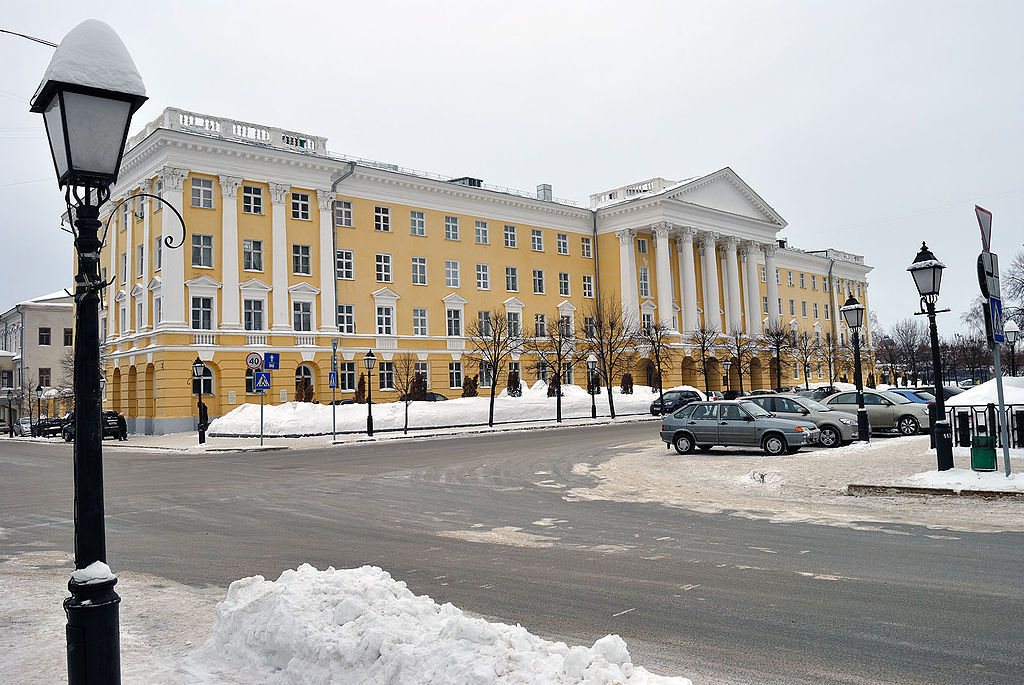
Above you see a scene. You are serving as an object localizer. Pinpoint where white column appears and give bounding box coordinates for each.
[675,227,698,333]
[317,189,336,332]
[764,244,780,323]
[699,232,721,332]
[652,222,674,330]
[159,167,188,327]
[269,183,291,331]
[723,236,741,334]
[741,242,762,336]
[106,197,119,334]
[139,180,152,332]
[219,175,243,330]
[124,195,135,334]
[616,229,639,325]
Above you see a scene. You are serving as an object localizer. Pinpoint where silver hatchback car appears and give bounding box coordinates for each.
[660,400,820,456]
[745,394,859,448]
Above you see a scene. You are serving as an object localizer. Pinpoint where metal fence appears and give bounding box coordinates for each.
[944,404,1024,449]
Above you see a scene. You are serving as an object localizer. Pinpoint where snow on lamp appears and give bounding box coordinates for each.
[907,242,944,303]
[840,295,865,331]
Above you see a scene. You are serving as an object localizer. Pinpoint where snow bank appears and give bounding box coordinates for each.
[947,377,1024,407]
[907,467,1024,493]
[196,564,690,684]
[210,384,661,436]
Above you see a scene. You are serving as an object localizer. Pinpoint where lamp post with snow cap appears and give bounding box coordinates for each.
[840,294,870,442]
[587,352,597,419]
[907,242,953,470]
[30,19,151,684]
[192,357,209,445]
[35,384,43,434]
[1005,319,1019,377]
[364,350,376,436]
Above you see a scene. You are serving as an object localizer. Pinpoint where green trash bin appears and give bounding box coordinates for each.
[970,435,997,472]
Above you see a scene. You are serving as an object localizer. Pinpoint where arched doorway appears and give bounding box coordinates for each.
[127,366,138,418]
[111,368,122,413]
[295,364,315,402]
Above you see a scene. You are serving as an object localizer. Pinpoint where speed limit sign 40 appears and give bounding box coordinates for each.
[246,352,263,370]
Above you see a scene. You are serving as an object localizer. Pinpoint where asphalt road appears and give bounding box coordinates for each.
[2,425,1022,684]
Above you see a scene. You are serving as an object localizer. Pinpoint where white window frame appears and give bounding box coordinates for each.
[243,239,264,272]
[291,192,311,220]
[376,253,393,283]
[531,228,544,252]
[445,215,460,241]
[412,307,428,336]
[410,210,425,236]
[376,305,394,336]
[336,249,354,280]
[557,233,569,255]
[191,177,213,209]
[374,205,391,232]
[582,274,594,298]
[449,362,463,389]
[581,236,593,259]
[412,256,428,286]
[476,263,490,290]
[638,267,650,298]
[292,244,312,275]
[154,236,162,271]
[337,304,355,334]
[415,361,430,389]
[243,298,265,331]
[445,260,460,288]
[504,224,517,248]
[242,185,263,215]
[378,361,396,391]
[637,238,648,254]
[192,234,213,268]
[191,296,213,330]
[136,245,144,278]
[334,200,353,228]
[475,220,489,244]
[446,308,462,337]
[558,272,570,297]
[338,362,357,391]
[293,300,313,331]
[533,268,545,294]
[506,266,518,292]
[761,265,767,282]
[535,313,547,337]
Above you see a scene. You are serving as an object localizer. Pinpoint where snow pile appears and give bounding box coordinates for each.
[210,384,662,436]
[70,560,115,585]
[907,468,1024,493]
[947,376,1024,407]
[195,564,690,684]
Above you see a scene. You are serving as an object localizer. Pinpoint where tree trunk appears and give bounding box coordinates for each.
[404,402,409,434]
[489,381,497,427]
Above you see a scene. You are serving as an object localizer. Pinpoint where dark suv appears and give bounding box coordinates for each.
[62,411,123,442]
[650,389,703,415]
[33,417,65,437]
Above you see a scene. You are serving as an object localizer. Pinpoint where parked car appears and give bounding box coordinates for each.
[750,389,774,396]
[706,391,724,401]
[62,411,123,442]
[398,392,448,402]
[14,417,36,437]
[722,390,750,400]
[888,388,935,405]
[795,386,841,402]
[660,400,819,456]
[33,417,65,437]
[823,389,931,435]
[649,389,703,415]
[745,394,859,448]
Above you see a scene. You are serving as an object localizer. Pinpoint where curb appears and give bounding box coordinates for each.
[846,483,1024,500]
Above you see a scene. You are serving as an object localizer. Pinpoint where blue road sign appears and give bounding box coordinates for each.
[263,352,280,370]
[328,372,338,389]
[254,371,271,391]
[990,296,1004,344]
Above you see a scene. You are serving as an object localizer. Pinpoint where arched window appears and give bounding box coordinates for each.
[192,366,214,396]
[295,364,314,401]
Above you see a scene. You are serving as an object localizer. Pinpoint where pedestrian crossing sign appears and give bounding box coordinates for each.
[329,372,338,389]
[254,371,271,391]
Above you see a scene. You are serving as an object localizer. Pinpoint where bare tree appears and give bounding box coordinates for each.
[760,319,790,391]
[391,353,419,434]
[528,312,580,423]
[465,309,523,427]
[637,320,675,412]
[689,322,721,396]
[820,331,842,385]
[723,327,758,395]
[891,318,927,385]
[581,297,638,419]
[792,330,817,389]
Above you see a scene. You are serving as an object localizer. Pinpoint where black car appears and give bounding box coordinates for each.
[650,389,703,415]
[722,390,750,401]
[62,411,123,441]
[398,392,448,402]
[33,417,65,437]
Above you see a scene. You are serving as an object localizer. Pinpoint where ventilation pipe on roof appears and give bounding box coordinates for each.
[537,184,552,201]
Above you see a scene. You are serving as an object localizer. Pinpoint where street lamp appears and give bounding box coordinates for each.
[5,388,13,438]
[840,294,870,442]
[907,241,953,470]
[1004,319,1019,377]
[587,353,597,419]
[192,357,209,445]
[364,350,376,436]
[722,359,732,393]
[35,384,43,430]
[30,20,148,683]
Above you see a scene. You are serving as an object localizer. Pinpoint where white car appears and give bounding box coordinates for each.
[823,389,931,435]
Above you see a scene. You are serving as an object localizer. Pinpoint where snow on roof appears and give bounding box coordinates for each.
[18,290,73,307]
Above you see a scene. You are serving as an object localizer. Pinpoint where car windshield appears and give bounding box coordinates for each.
[800,398,832,411]
[914,391,936,401]
[880,390,911,404]
[740,401,772,418]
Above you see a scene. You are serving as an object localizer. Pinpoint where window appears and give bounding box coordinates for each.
[533,269,545,294]
[824,304,831,320]
[801,301,808,317]
[557,233,568,255]
[193,365,214,396]
[378,362,395,390]
[561,363,574,385]
[813,302,820,318]
[475,221,488,244]
[415,361,430,389]
[339,362,356,391]
[191,296,213,330]
[446,309,462,337]
[334,200,353,228]
[507,311,521,337]
[778,298,782,314]
[762,296,769,314]
[295,365,314,395]
[856,282,862,297]
[581,236,592,258]
[505,266,518,292]
[637,238,648,254]
[154,179,164,209]
[535,313,547,337]
[293,301,312,331]
[154,298,162,324]
[761,266,767,282]
[789,299,795,316]
[558,272,570,297]
[119,306,126,333]
[793,362,800,379]
[642,312,654,332]
[336,250,354,279]
[800,273,806,288]
[537,363,549,383]
[811,274,817,290]
[243,299,264,331]
[410,210,425,236]
[531,228,543,251]
[479,362,493,388]
[582,274,594,298]
[292,192,311,220]
[476,263,490,290]
[292,244,311,275]
[191,177,213,208]
[38,327,51,345]
[337,304,355,333]
[374,206,390,232]
[137,245,145,277]
[776,268,781,285]
[413,308,428,336]
[449,362,463,389]
[242,185,263,214]
[788,271,794,286]
[372,306,392,336]
[243,239,263,271]
[412,257,427,285]
[559,315,572,336]
[445,260,461,288]
[39,367,51,387]
[504,224,517,248]
[120,253,126,283]
[823,278,829,292]
[638,267,650,298]
[192,234,213,268]
[445,216,459,241]
[818,363,824,379]
[63,328,73,346]
[508,361,521,383]
[584,316,596,337]
[376,253,392,282]
[477,311,492,336]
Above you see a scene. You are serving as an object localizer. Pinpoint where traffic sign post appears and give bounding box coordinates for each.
[263,352,280,370]
[331,339,339,442]
[254,371,271,447]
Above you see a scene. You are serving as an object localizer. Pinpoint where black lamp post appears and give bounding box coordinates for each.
[840,294,870,442]
[1005,320,1019,377]
[36,383,43,419]
[722,359,732,393]
[5,388,13,438]
[192,357,209,445]
[907,242,954,470]
[30,19,148,684]
[587,353,597,419]
[364,350,376,436]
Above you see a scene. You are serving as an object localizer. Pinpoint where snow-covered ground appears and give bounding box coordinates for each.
[0,553,689,684]
[210,383,679,437]
[948,376,1024,406]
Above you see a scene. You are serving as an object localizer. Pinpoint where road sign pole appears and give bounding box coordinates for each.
[992,347,1012,476]
[331,340,338,443]
[260,387,264,448]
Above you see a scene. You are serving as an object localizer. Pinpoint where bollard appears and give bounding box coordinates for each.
[956,411,971,447]
[1015,410,1024,449]
[987,403,997,446]
[928,404,936,449]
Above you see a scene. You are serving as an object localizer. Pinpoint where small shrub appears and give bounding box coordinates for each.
[410,372,428,401]
[506,371,522,397]
[354,373,366,404]
[462,374,479,398]
[620,373,634,394]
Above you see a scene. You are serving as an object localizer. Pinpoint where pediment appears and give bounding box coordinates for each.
[639,299,656,313]
[185,275,223,290]
[114,289,127,302]
[371,286,401,300]
[503,297,525,310]
[129,284,145,297]
[442,292,468,306]
[557,299,576,313]
[147,276,162,291]
[288,282,321,295]
[666,168,785,226]
[239,278,273,292]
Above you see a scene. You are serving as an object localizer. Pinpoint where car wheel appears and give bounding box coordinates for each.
[897,415,919,436]
[673,433,695,455]
[819,426,842,448]
[762,433,787,456]
[697,445,713,452]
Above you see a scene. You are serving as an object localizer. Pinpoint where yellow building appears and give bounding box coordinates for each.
[99,107,873,434]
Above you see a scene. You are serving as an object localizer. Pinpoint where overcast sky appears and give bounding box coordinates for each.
[2,0,1022,335]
